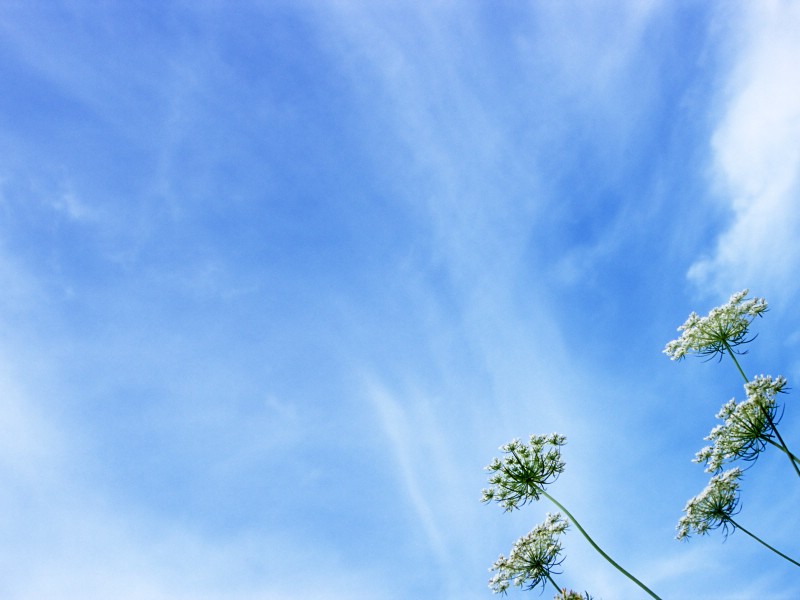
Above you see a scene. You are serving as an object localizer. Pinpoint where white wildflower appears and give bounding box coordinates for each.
[693,375,787,472]
[676,468,742,540]
[664,289,767,361]
[489,513,569,594]
[482,434,567,511]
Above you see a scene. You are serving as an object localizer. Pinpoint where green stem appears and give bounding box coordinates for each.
[721,414,800,466]
[546,572,563,596]
[766,420,800,479]
[541,491,662,600]
[724,346,749,384]
[729,517,800,568]
[723,343,800,480]
[766,438,800,465]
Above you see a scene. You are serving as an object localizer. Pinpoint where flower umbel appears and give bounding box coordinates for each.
[664,289,767,361]
[676,468,742,540]
[694,375,787,472]
[482,434,567,511]
[489,513,569,595]
[555,590,594,600]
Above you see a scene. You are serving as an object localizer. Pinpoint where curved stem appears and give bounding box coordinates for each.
[729,517,800,568]
[723,343,800,479]
[541,491,662,600]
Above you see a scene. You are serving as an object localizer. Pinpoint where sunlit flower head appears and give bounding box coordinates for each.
[664,290,767,361]
[694,375,787,472]
[482,434,567,511]
[489,513,569,595]
[676,468,742,540]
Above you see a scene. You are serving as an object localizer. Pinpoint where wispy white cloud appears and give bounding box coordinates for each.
[363,377,453,565]
[0,357,393,600]
[0,358,65,485]
[6,3,799,598]
[3,499,393,600]
[0,250,40,315]
[690,1,800,299]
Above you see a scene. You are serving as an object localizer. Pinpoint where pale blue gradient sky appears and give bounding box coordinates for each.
[2,2,800,599]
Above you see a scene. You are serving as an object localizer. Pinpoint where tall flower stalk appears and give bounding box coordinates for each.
[482,435,662,599]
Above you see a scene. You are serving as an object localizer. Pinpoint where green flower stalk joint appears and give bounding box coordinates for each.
[488,513,568,595]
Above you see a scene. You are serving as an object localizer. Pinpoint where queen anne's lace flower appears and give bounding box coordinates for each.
[489,513,569,594]
[745,373,788,399]
[694,375,787,472]
[664,290,767,361]
[555,590,594,600]
[676,468,742,540]
[482,434,567,511]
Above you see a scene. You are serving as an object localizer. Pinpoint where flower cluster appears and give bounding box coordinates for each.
[482,434,567,511]
[745,373,789,400]
[555,589,594,600]
[694,375,787,472]
[676,468,742,540]
[489,513,569,594]
[664,290,767,361]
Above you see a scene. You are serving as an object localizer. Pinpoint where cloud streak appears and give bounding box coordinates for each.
[690,1,800,299]
[0,355,394,600]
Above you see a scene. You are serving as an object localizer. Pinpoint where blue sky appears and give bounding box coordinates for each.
[2,2,800,598]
